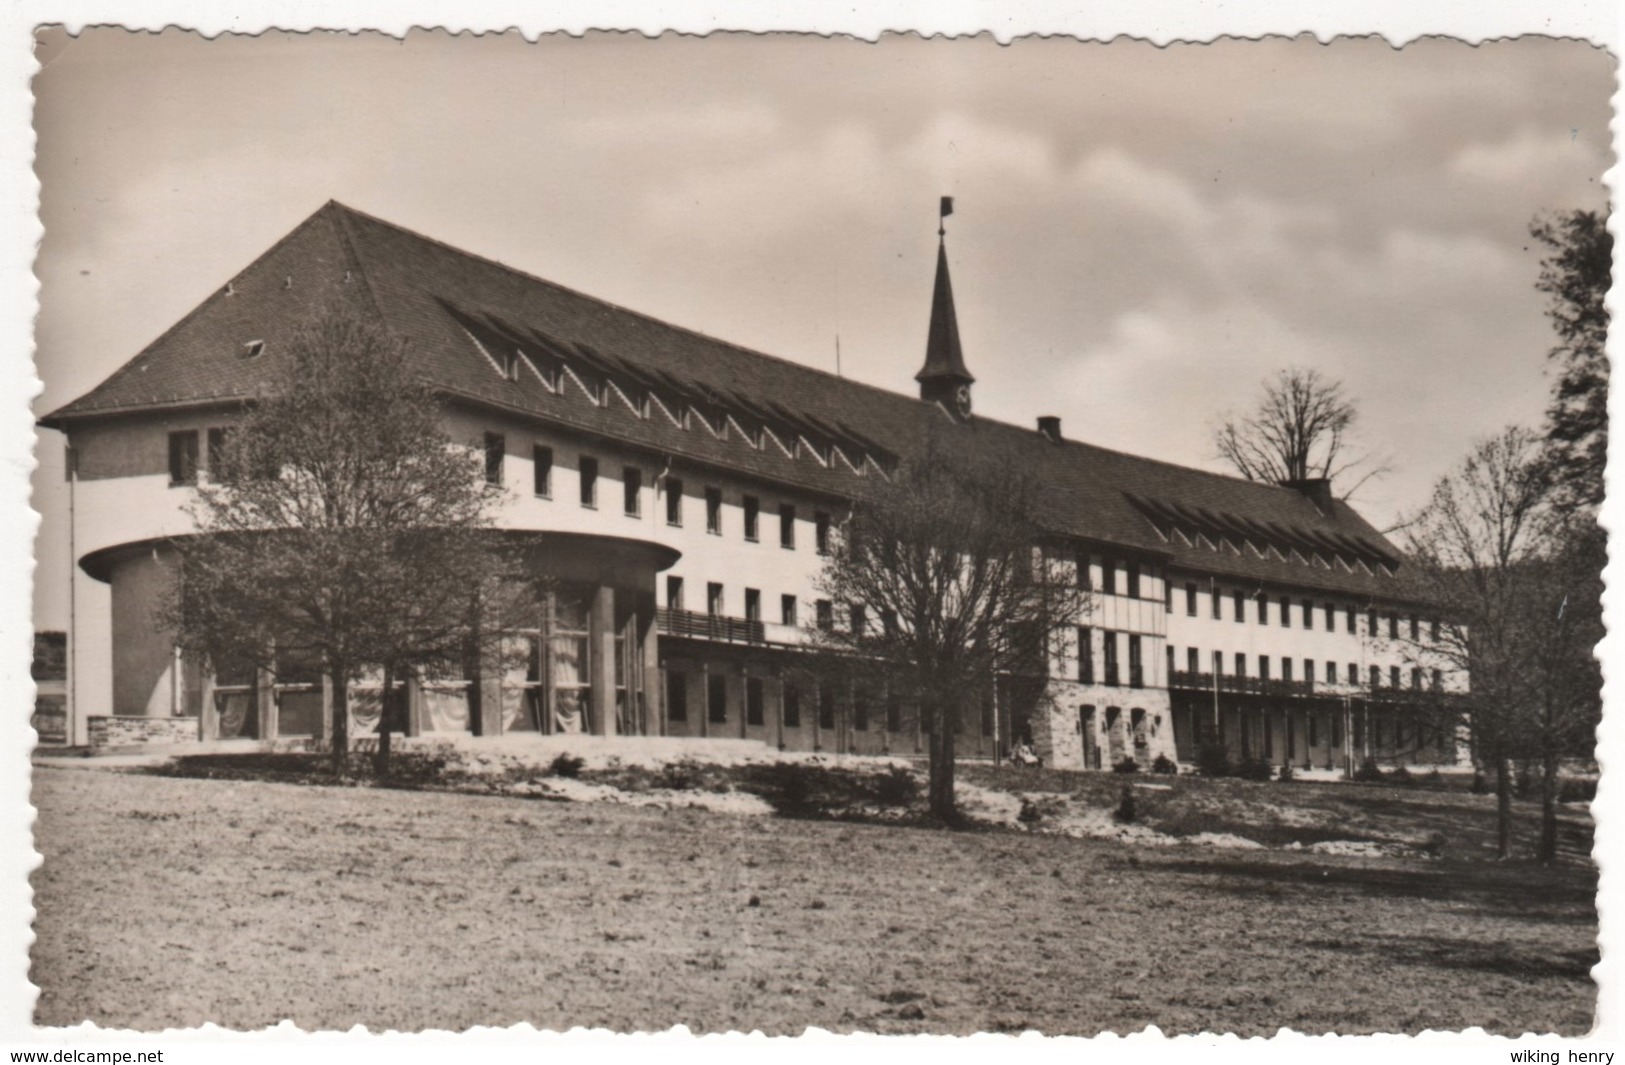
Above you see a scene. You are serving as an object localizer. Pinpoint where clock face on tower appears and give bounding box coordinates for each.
[954,384,973,417]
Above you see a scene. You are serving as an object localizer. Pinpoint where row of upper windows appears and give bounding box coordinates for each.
[1073,628,1148,688]
[1082,556,1156,599]
[166,428,231,485]
[1162,642,1441,690]
[663,577,908,641]
[484,433,834,551]
[666,576,819,627]
[1070,626,1443,691]
[1167,581,1439,642]
[168,429,1429,637]
[166,426,838,556]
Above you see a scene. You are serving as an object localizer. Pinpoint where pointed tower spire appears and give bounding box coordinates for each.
[916,197,974,418]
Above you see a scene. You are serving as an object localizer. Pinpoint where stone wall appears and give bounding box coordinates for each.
[87,715,198,750]
[1033,679,1176,771]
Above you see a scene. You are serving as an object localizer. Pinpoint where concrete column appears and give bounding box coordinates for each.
[197,665,218,742]
[699,662,711,739]
[810,678,820,751]
[405,673,423,738]
[320,673,335,750]
[590,584,616,737]
[773,670,785,751]
[478,669,503,737]
[257,665,277,741]
[1342,701,1354,777]
[640,602,661,737]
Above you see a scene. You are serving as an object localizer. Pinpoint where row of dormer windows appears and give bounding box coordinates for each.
[456,313,889,479]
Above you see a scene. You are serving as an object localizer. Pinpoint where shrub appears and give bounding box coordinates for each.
[548,753,585,779]
[1515,763,1537,799]
[1276,762,1295,783]
[758,761,819,815]
[1112,757,1140,774]
[872,765,920,807]
[659,758,702,791]
[1113,785,1137,823]
[1151,754,1178,776]
[1423,769,1444,787]
[1353,757,1385,783]
[1236,756,1273,782]
[1388,765,1416,786]
[1018,799,1044,824]
[1196,742,1232,778]
[1470,771,1490,795]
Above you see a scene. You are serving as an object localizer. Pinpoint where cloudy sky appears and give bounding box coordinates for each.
[30,29,1613,630]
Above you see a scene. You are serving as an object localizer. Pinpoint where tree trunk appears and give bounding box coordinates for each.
[926,701,957,822]
[1495,754,1513,860]
[374,663,395,777]
[330,665,349,771]
[1538,748,1560,864]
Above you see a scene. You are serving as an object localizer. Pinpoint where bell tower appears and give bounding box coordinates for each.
[916,196,975,419]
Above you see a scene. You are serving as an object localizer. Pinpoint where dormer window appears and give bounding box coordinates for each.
[241,339,265,359]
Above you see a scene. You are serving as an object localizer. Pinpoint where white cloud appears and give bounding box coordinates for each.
[1451,125,1607,187]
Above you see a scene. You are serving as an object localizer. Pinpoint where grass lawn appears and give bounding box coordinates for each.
[30,763,1596,1035]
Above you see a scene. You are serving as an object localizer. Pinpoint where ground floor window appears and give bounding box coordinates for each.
[707,673,728,724]
[667,670,688,722]
[746,677,764,726]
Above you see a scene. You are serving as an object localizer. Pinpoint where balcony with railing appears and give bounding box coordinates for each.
[657,607,765,645]
[1168,670,1316,699]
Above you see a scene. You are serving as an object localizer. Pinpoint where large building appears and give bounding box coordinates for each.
[41,201,1460,769]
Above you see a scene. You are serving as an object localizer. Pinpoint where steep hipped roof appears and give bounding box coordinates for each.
[43,201,1427,604]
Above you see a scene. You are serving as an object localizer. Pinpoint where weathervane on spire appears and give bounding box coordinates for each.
[938,195,953,239]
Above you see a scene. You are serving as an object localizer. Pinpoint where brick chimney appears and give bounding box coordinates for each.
[1037,416,1062,443]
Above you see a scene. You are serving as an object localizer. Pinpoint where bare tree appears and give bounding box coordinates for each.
[162,306,536,770]
[811,438,1087,821]
[1402,426,1599,861]
[1215,367,1385,498]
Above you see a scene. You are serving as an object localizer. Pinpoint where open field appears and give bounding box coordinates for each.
[30,762,1596,1035]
